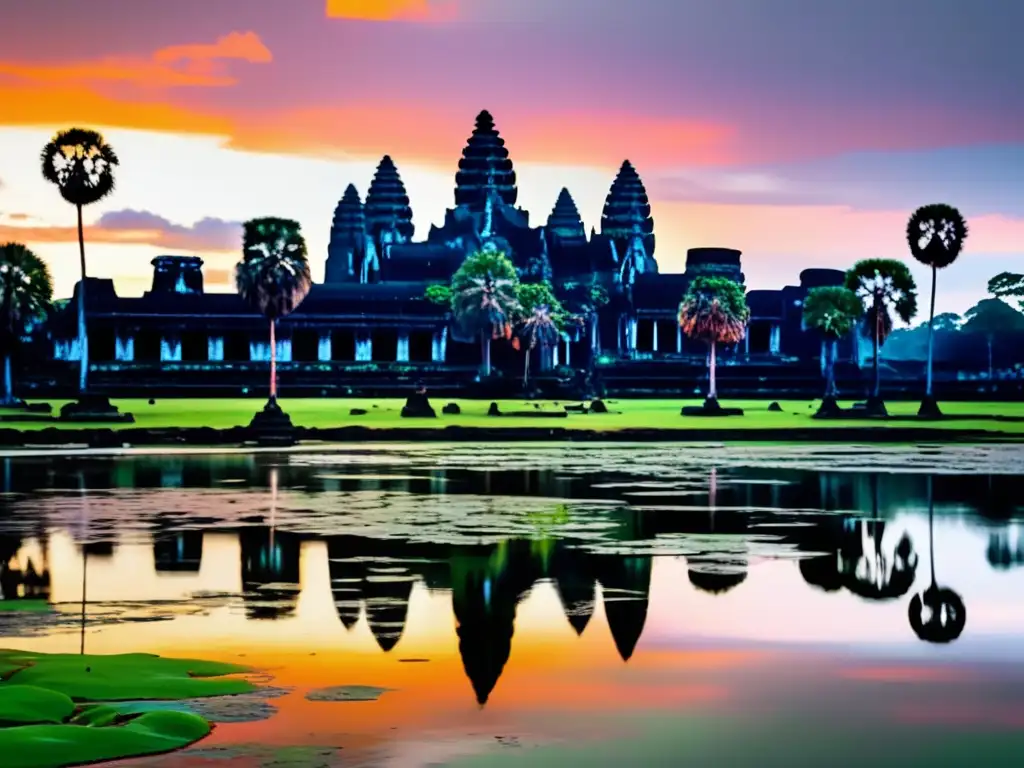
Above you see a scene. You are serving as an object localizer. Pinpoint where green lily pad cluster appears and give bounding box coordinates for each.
[0,648,256,768]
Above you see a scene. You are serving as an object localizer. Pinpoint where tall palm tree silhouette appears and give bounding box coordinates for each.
[908,476,966,643]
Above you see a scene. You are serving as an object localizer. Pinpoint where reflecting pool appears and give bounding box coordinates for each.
[1,444,1023,766]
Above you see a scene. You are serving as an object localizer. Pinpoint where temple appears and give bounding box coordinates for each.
[43,109,856,398]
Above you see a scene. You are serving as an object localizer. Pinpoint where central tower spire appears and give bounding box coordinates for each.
[454,110,517,211]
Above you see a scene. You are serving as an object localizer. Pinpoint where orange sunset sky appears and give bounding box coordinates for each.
[0,0,1022,316]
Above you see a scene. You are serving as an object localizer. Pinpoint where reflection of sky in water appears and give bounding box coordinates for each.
[0,445,1022,764]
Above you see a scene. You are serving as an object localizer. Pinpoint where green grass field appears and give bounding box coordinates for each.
[2,398,1023,434]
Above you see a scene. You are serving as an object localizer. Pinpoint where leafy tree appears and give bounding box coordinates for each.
[424,284,453,307]
[961,298,1024,381]
[932,312,962,332]
[235,218,312,403]
[0,244,53,405]
[906,204,968,413]
[988,272,1024,309]
[514,282,565,388]
[451,251,520,377]
[40,128,119,395]
[844,259,917,403]
[802,286,862,402]
[678,276,749,402]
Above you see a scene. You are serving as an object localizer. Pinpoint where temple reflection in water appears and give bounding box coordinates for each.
[0,449,1020,704]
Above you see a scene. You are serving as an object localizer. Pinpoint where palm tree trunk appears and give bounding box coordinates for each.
[873,303,881,399]
[523,344,531,389]
[987,335,994,384]
[76,203,89,395]
[925,264,937,396]
[829,340,838,397]
[708,339,718,400]
[480,331,491,377]
[825,341,837,398]
[269,319,277,402]
[2,354,11,405]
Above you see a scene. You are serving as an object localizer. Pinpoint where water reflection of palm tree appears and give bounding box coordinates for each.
[986,527,1024,570]
[240,468,301,620]
[909,476,967,644]
[842,475,918,600]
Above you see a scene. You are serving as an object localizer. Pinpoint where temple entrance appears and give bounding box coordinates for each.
[292,330,320,362]
[331,330,355,361]
[136,331,161,363]
[656,320,679,354]
[446,339,478,367]
[747,321,771,354]
[372,329,398,362]
[224,333,250,362]
[181,332,207,362]
[91,328,116,362]
[409,331,433,362]
[635,319,655,354]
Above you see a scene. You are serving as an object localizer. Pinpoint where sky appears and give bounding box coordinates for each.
[0,0,1022,316]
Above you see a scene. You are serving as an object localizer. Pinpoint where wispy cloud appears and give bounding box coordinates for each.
[0,31,271,88]
[325,0,459,22]
[0,209,242,252]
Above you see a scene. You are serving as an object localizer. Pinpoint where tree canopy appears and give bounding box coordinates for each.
[802,286,863,340]
[0,243,53,351]
[961,298,1024,337]
[844,259,918,343]
[906,204,968,270]
[235,217,312,321]
[450,250,520,339]
[988,272,1024,309]
[40,128,119,207]
[678,276,749,344]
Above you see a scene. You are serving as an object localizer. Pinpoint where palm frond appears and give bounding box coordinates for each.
[40,127,119,207]
[803,286,863,340]
[0,243,54,349]
[677,276,749,344]
[450,250,521,339]
[235,217,312,320]
[906,203,968,270]
[844,258,918,326]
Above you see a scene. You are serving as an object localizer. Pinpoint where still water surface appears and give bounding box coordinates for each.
[1,444,1023,766]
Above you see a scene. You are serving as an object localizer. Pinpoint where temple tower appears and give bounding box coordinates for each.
[365,155,415,248]
[454,110,517,211]
[601,160,655,257]
[325,184,372,284]
[546,188,587,244]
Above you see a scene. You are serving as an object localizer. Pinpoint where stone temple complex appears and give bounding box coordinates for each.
[44,109,855,397]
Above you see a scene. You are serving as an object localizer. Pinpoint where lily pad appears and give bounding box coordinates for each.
[0,709,211,768]
[305,685,391,702]
[0,685,75,725]
[0,649,254,701]
[69,704,121,727]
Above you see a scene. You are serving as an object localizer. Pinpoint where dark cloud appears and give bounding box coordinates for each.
[95,209,242,251]
[0,209,242,252]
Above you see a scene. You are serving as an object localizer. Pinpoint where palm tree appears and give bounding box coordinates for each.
[450,251,520,378]
[678,276,749,406]
[844,259,917,414]
[40,128,119,395]
[801,286,862,414]
[0,244,53,406]
[906,204,968,417]
[909,476,966,644]
[515,281,564,389]
[235,218,312,405]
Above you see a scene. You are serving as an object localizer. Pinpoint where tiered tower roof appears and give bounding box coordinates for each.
[600,160,655,256]
[365,155,415,241]
[454,110,518,211]
[330,183,366,239]
[546,187,586,243]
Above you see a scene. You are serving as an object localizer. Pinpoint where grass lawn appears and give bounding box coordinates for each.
[1,398,1023,434]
